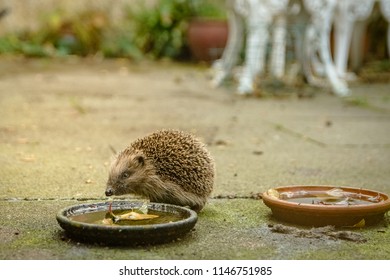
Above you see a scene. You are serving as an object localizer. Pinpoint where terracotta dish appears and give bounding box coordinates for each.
[262,185,390,227]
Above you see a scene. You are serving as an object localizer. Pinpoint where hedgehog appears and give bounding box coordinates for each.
[105,129,215,212]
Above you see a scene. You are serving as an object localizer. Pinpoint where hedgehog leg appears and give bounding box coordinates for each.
[161,182,207,212]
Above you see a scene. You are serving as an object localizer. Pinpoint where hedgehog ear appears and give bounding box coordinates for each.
[134,155,145,167]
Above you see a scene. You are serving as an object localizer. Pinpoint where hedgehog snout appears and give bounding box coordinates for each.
[105,187,114,196]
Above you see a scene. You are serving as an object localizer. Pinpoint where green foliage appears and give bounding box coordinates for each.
[129,0,226,59]
[190,0,227,20]
[128,0,191,59]
[0,33,50,57]
[0,0,226,60]
[0,9,141,59]
[100,24,143,60]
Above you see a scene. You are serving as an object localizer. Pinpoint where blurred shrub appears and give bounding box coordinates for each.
[129,0,225,60]
[0,0,225,60]
[0,8,142,59]
[128,0,193,60]
[100,26,143,59]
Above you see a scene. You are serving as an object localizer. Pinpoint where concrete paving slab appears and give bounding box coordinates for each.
[1,199,389,260]
[0,58,390,259]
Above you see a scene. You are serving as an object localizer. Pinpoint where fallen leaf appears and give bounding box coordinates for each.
[325,188,344,198]
[105,201,158,223]
[267,189,280,199]
[115,211,159,221]
[352,219,365,228]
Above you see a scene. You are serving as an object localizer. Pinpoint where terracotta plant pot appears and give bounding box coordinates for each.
[187,19,228,62]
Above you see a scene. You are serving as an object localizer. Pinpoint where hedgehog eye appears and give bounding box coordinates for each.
[121,171,131,179]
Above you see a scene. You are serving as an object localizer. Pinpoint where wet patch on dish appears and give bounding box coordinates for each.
[70,208,185,226]
[277,188,382,206]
